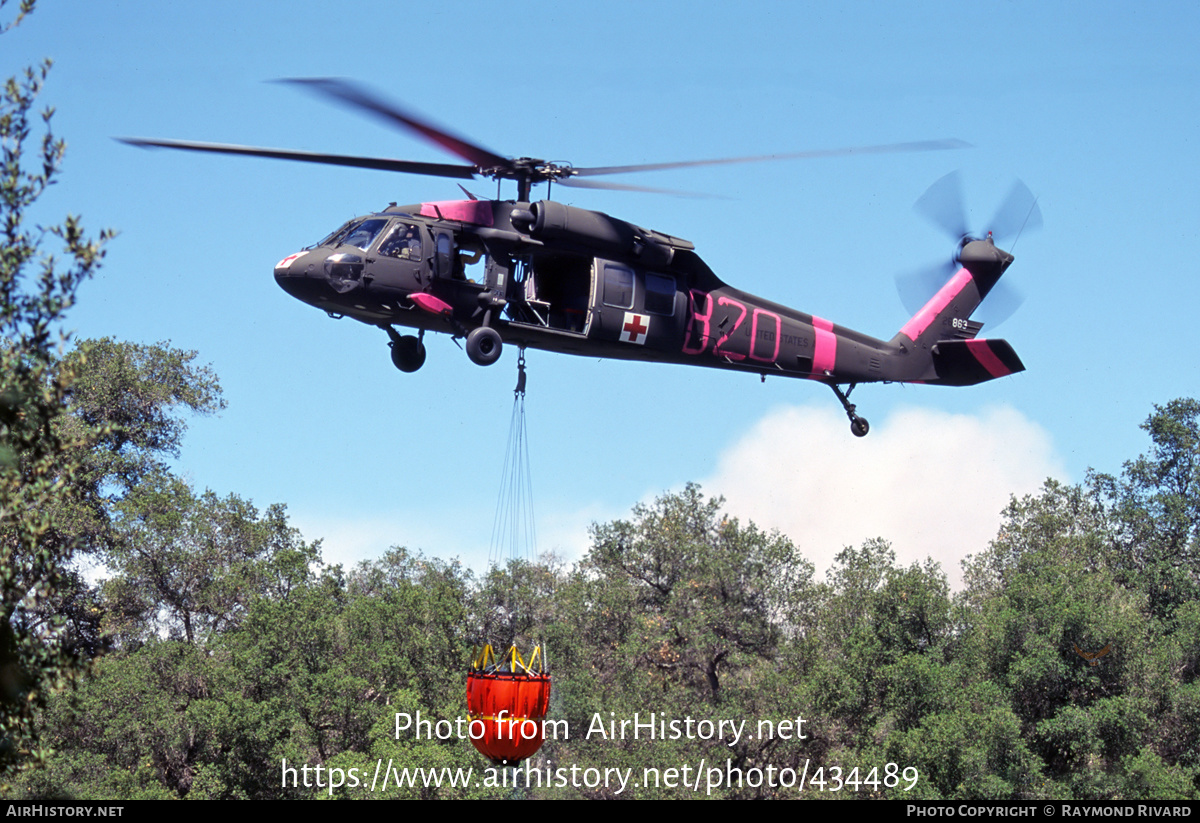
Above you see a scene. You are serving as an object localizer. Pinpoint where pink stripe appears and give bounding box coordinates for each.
[965,339,1011,378]
[419,200,494,226]
[900,268,972,341]
[812,315,836,375]
[410,292,453,315]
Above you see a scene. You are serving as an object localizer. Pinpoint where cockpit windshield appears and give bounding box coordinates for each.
[309,217,390,251]
[339,218,390,251]
[309,219,355,249]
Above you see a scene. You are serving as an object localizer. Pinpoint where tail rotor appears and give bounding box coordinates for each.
[898,171,1041,327]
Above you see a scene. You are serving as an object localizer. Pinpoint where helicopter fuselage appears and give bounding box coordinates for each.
[275,198,1023,432]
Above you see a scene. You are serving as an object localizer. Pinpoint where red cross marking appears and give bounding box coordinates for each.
[623,314,648,343]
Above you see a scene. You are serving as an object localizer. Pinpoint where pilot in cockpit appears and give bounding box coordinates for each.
[380,224,421,260]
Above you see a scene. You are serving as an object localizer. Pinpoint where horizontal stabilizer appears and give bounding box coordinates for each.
[930,339,1024,386]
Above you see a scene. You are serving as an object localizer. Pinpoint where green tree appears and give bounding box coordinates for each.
[26,339,226,657]
[805,544,949,704]
[53,338,224,556]
[24,639,235,799]
[103,473,318,646]
[956,477,1196,799]
[1090,399,1200,619]
[0,0,112,777]
[549,485,815,797]
[580,483,811,700]
[470,555,564,654]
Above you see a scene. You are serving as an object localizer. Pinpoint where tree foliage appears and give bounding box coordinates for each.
[64,338,224,495]
[0,0,111,776]
[581,483,811,698]
[104,473,317,646]
[1091,399,1200,619]
[7,336,1200,799]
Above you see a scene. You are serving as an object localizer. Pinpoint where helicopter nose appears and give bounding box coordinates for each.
[274,251,308,282]
[273,251,324,301]
[274,268,307,298]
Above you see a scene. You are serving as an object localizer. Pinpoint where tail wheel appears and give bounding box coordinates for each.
[466,326,502,366]
[389,335,426,372]
[829,383,870,438]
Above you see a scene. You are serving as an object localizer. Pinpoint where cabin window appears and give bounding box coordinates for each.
[644,272,676,315]
[603,264,634,309]
[456,236,486,282]
[435,233,453,279]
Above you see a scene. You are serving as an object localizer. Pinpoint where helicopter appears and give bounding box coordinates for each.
[123,78,1036,437]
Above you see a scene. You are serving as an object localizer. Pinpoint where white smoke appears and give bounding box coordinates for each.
[702,404,1065,588]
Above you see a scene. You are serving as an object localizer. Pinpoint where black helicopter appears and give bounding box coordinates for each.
[123,78,1036,437]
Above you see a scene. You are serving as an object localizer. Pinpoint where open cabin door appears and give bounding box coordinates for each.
[503,253,594,337]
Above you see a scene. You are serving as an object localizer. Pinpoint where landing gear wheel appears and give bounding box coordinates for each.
[466,326,502,366]
[389,335,426,373]
[829,382,870,438]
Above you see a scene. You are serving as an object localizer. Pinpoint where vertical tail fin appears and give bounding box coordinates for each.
[892,238,1011,347]
[889,238,1024,385]
[894,266,980,347]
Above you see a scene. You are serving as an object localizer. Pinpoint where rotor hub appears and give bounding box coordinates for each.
[478,158,578,200]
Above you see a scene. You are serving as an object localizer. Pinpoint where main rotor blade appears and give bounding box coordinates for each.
[913,170,969,242]
[988,178,1043,243]
[118,138,479,179]
[571,138,971,178]
[277,78,510,170]
[557,177,713,198]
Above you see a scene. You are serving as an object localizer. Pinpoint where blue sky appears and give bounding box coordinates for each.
[8,1,1198,581]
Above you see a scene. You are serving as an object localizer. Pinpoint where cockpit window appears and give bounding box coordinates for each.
[340,218,389,251]
[379,222,423,261]
[309,219,356,249]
